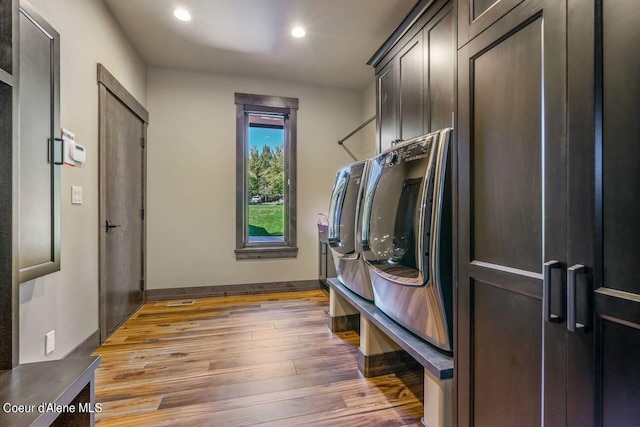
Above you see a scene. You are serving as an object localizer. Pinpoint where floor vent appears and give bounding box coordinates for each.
[167,300,195,307]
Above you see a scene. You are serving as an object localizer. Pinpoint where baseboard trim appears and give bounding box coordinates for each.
[328,313,360,333]
[357,348,422,378]
[145,280,321,301]
[64,329,101,359]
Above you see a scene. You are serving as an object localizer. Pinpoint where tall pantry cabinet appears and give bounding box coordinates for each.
[373,0,640,425]
[455,0,640,425]
[456,0,567,425]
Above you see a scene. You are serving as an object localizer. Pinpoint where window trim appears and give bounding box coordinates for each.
[235,92,298,260]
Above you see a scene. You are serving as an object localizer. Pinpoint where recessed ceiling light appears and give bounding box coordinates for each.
[291,27,306,38]
[173,8,192,21]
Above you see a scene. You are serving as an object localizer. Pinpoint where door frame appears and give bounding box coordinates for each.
[97,64,148,343]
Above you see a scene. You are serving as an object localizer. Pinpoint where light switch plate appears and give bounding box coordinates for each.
[45,330,55,355]
[71,186,83,204]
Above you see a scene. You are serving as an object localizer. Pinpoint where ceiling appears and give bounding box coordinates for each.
[104,0,418,90]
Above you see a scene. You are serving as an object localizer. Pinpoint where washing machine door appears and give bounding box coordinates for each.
[328,161,366,259]
[362,133,439,285]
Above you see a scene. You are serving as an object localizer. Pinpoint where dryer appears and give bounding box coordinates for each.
[361,129,453,352]
[327,160,373,300]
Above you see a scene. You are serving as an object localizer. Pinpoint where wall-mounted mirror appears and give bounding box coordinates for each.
[19,2,61,282]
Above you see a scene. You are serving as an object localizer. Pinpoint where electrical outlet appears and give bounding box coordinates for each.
[45,330,55,355]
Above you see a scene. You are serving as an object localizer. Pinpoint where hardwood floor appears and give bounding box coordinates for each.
[92,290,424,426]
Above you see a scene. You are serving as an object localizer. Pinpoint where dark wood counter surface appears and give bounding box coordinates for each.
[0,356,101,426]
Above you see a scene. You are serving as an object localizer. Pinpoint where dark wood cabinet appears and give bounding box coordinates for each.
[456,0,566,425]
[425,9,455,133]
[458,0,525,47]
[376,60,399,152]
[399,34,423,140]
[565,0,640,425]
[371,0,454,153]
[0,0,18,369]
[318,241,336,290]
[457,0,640,425]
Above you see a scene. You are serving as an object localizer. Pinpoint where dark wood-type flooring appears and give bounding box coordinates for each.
[92,290,424,426]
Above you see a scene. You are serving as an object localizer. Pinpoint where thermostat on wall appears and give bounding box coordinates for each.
[62,128,76,166]
[71,143,86,163]
[61,128,87,165]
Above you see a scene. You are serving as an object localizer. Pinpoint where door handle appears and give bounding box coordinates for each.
[49,137,65,165]
[567,264,590,333]
[543,260,563,323]
[105,220,121,233]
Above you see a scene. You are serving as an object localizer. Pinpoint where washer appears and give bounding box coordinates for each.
[361,129,453,352]
[327,159,373,300]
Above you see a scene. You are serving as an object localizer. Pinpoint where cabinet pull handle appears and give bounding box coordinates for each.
[567,264,590,333]
[543,260,563,323]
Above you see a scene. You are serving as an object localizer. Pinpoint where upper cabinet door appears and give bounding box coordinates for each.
[377,60,399,153]
[18,3,60,282]
[399,33,424,140]
[424,4,454,133]
[458,0,525,47]
[567,1,640,425]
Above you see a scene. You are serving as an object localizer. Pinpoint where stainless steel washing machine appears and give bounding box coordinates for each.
[361,129,453,352]
[327,159,373,300]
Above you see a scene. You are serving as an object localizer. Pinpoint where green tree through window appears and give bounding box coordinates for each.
[235,92,298,259]
[247,119,284,239]
[248,144,284,202]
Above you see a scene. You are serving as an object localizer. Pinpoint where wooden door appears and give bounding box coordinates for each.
[567,1,640,425]
[98,65,148,341]
[456,0,566,425]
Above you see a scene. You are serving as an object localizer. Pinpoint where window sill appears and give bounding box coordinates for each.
[234,246,298,260]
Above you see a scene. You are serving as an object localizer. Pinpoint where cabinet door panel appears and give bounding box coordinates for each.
[457,0,566,425]
[472,20,542,273]
[426,8,454,132]
[399,36,423,140]
[473,280,542,427]
[458,0,525,47]
[601,320,640,426]
[472,0,499,18]
[377,63,399,153]
[567,1,640,425]
[18,4,60,282]
[601,0,640,295]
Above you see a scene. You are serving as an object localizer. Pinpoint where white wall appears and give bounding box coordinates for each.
[19,0,146,363]
[333,79,377,162]
[359,80,377,158]
[147,68,362,289]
